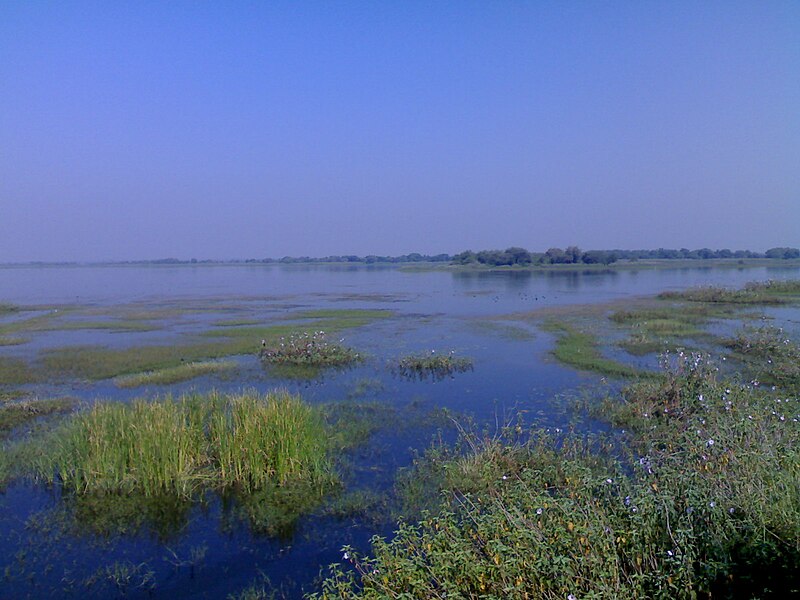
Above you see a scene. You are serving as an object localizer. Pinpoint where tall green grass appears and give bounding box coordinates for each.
[36,390,333,497]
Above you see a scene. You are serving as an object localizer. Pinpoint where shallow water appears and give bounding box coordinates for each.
[1,263,799,598]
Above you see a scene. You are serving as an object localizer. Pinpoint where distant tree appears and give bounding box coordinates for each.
[717,249,733,259]
[545,247,568,264]
[565,246,582,264]
[505,247,532,265]
[766,247,800,259]
[452,251,477,264]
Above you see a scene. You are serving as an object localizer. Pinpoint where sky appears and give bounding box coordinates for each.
[1,1,798,262]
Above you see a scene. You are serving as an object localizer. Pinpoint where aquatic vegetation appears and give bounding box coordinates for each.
[113,360,238,388]
[0,335,26,346]
[0,356,36,385]
[260,331,362,367]
[392,351,473,381]
[39,309,389,382]
[346,377,384,400]
[469,319,536,341]
[314,353,800,599]
[725,326,800,393]
[36,390,334,497]
[744,279,800,295]
[0,302,21,315]
[542,321,648,379]
[658,283,797,305]
[0,397,75,437]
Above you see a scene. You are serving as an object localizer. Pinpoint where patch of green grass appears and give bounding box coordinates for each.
[0,397,76,438]
[292,308,393,323]
[0,336,27,346]
[35,390,334,498]
[314,355,799,599]
[0,356,35,385]
[541,321,648,379]
[658,284,794,305]
[113,360,238,388]
[0,302,21,315]
[392,352,474,381]
[744,279,800,296]
[0,312,160,335]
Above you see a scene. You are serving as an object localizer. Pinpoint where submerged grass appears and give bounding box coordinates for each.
[35,390,334,498]
[113,360,238,388]
[315,352,800,599]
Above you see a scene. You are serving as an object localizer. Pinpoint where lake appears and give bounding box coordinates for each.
[1,263,799,598]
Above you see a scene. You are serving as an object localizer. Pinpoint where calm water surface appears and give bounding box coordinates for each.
[1,264,798,598]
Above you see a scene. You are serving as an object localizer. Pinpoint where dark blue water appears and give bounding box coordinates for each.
[1,263,799,598]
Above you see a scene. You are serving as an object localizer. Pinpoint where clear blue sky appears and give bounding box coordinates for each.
[1,1,798,261]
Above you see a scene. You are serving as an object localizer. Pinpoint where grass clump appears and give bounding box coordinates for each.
[260,331,362,367]
[542,321,647,379]
[113,360,238,388]
[314,353,799,599]
[36,390,334,498]
[392,351,474,382]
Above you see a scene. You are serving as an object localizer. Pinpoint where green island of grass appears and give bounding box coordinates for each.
[113,360,238,388]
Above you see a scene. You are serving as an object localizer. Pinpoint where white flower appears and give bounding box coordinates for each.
[536,508,543,515]
[568,595,577,600]
[605,478,613,484]
[709,501,716,508]
[706,439,715,447]
[343,551,350,560]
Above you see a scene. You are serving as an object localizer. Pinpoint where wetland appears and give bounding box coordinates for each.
[0,262,798,598]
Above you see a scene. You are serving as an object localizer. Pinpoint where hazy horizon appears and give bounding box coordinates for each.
[2,2,798,263]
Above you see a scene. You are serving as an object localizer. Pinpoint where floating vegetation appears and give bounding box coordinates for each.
[0,335,26,346]
[260,331,362,367]
[113,360,238,388]
[35,390,335,498]
[314,353,800,599]
[392,351,474,381]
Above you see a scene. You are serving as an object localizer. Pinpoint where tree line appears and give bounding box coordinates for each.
[452,246,800,267]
